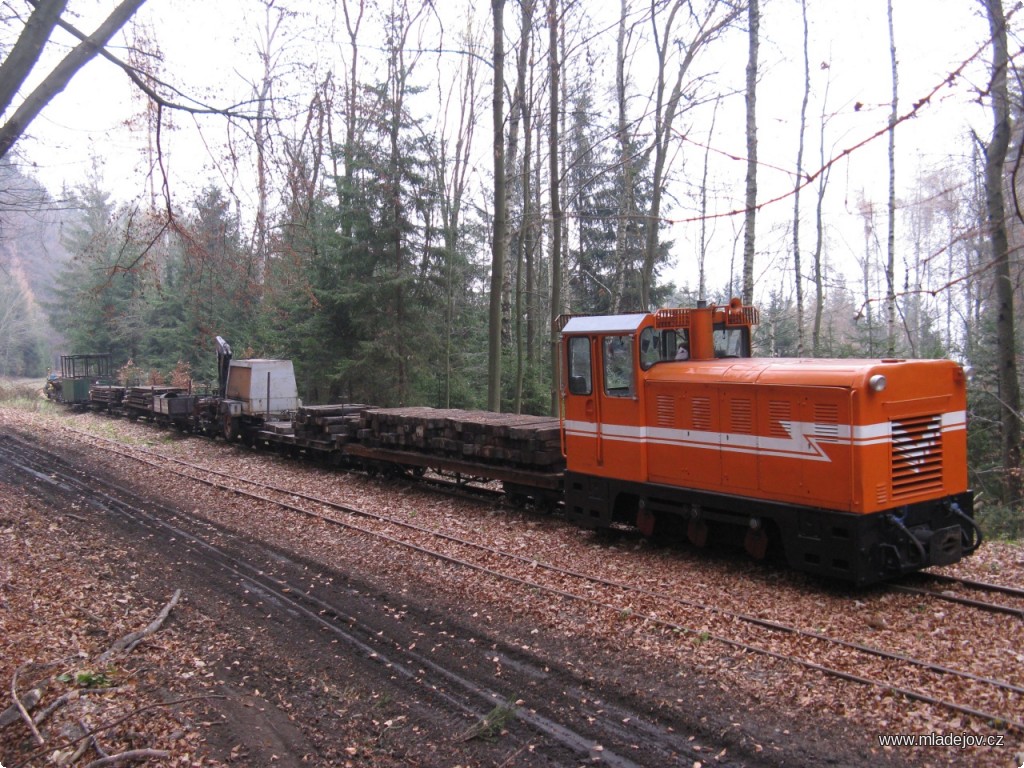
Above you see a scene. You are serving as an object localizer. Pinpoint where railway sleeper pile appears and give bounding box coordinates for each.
[88,385,125,407]
[288,403,373,447]
[124,385,183,412]
[355,406,564,471]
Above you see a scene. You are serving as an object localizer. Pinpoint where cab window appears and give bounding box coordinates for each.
[639,327,687,369]
[603,335,634,397]
[713,326,750,358]
[567,336,592,395]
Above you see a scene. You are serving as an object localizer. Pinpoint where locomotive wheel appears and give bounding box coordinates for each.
[636,507,657,538]
[744,526,769,560]
[687,518,709,548]
[223,415,239,442]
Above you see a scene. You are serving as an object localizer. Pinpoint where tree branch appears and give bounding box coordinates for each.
[0,0,69,115]
[26,0,262,119]
[0,0,149,159]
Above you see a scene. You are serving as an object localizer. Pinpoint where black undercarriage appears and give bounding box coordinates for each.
[564,471,979,586]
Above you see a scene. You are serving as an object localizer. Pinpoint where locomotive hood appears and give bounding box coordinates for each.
[643,355,969,395]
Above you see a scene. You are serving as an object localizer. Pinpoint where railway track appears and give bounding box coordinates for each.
[40,425,1024,739]
[891,574,1024,618]
[0,434,737,768]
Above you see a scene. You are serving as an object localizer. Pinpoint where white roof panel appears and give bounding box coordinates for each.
[561,314,648,334]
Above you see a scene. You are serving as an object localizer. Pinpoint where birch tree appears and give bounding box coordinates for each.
[884,0,898,356]
[741,0,758,305]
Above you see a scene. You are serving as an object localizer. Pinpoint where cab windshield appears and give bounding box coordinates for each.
[713,325,749,358]
[639,324,750,368]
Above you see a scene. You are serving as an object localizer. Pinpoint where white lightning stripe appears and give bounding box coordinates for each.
[942,410,967,430]
[563,410,967,464]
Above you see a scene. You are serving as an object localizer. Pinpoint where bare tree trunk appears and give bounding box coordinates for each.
[811,77,832,356]
[381,0,427,406]
[639,0,741,309]
[252,0,285,284]
[435,24,480,408]
[529,119,542,367]
[502,0,535,373]
[612,0,636,312]
[698,99,719,303]
[885,0,898,356]
[548,0,563,415]
[741,0,759,305]
[514,93,533,414]
[983,0,1022,507]
[509,0,535,413]
[792,0,809,355]
[488,0,506,412]
[341,0,364,227]
[640,0,682,310]
[558,13,569,321]
[859,199,877,357]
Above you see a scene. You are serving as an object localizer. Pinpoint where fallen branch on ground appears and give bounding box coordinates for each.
[98,589,182,663]
[10,663,44,745]
[0,686,41,727]
[83,747,171,767]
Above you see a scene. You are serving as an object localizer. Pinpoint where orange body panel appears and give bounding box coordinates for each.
[561,312,969,517]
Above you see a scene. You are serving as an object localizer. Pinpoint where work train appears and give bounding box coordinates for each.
[50,299,981,586]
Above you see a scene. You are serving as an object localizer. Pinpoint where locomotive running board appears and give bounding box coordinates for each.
[343,444,563,490]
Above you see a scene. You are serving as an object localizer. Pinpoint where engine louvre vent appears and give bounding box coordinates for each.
[768,400,791,437]
[891,414,944,500]
[656,394,675,427]
[731,398,753,434]
[814,403,839,438]
[692,397,712,430]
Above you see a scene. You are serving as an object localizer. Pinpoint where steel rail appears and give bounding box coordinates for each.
[48,426,1024,734]
[889,583,1024,619]
[0,440,660,768]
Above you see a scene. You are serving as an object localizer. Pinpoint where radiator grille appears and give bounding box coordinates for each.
[891,414,944,499]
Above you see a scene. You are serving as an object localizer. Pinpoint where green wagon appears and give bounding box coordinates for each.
[58,354,113,404]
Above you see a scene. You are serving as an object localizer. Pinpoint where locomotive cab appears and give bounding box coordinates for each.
[558,298,979,585]
[559,299,757,520]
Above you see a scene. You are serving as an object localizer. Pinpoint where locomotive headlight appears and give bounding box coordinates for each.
[962,364,975,382]
[869,374,887,392]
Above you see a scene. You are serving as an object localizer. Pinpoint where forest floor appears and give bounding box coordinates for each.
[0,381,1022,768]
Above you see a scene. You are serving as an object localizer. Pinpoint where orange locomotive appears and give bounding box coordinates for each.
[559,298,979,585]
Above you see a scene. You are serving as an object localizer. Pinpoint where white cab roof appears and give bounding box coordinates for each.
[561,314,648,335]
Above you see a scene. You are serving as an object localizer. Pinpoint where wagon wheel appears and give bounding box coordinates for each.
[223,415,239,442]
